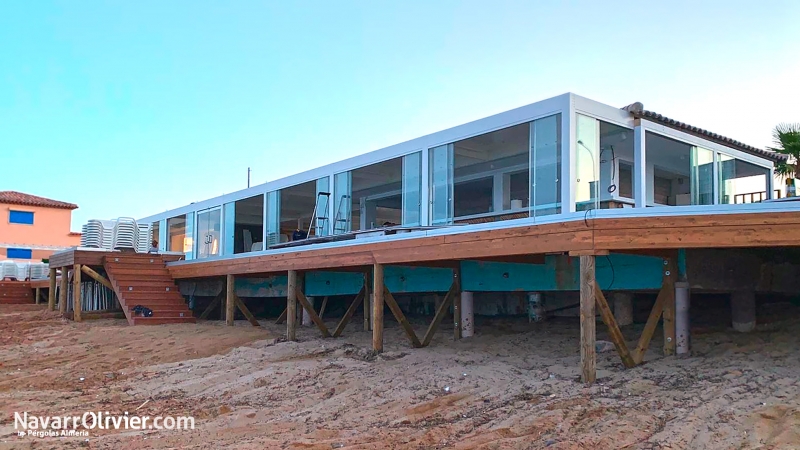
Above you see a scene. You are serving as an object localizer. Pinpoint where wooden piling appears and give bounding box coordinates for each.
[59,267,68,314]
[579,255,596,384]
[372,263,384,353]
[287,270,297,341]
[226,274,235,326]
[363,271,371,331]
[48,268,57,311]
[73,264,82,322]
[35,287,40,305]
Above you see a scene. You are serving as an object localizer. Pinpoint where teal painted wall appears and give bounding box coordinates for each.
[301,254,666,297]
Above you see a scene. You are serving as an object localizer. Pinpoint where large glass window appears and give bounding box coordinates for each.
[531,114,562,216]
[402,152,422,226]
[719,156,771,204]
[151,221,160,250]
[429,144,453,225]
[314,177,331,236]
[576,114,600,211]
[429,115,562,223]
[196,207,222,259]
[333,171,352,234]
[452,122,530,222]
[644,132,713,206]
[167,213,194,259]
[224,194,265,255]
[336,157,405,232]
[265,190,280,248]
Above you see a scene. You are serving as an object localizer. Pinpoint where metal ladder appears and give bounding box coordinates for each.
[307,192,331,237]
[333,195,351,234]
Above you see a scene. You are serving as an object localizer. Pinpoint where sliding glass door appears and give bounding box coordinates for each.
[402,152,422,226]
[429,143,453,225]
[530,114,561,217]
[196,207,221,259]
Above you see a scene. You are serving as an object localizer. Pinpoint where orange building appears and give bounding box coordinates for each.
[0,191,81,262]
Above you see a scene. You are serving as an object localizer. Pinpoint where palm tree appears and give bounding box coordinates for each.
[768,123,800,196]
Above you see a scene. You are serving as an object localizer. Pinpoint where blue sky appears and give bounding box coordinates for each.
[1,1,798,230]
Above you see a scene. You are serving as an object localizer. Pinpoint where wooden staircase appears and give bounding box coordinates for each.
[0,281,34,304]
[103,254,195,325]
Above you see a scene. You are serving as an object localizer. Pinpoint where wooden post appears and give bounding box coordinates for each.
[579,256,596,384]
[453,267,462,340]
[363,271,371,331]
[372,263,384,353]
[73,264,82,322]
[226,274,235,326]
[287,270,297,341]
[35,287,41,305]
[59,267,68,314]
[662,258,677,356]
[48,268,57,311]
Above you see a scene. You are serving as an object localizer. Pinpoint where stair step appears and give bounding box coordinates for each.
[123,298,187,309]
[105,268,169,276]
[113,276,175,283]
[114,279,178,291]
[128,304,192,317]
[116,284,179,293]
[130,316,196,325]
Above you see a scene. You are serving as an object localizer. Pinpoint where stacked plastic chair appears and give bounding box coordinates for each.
[112,217,138,250]
[0,259,17,280]
[1,260,17,280]
[81,219,116,249]
[135,222,152,253]
[15,263,30,281]
[29,262,48,280]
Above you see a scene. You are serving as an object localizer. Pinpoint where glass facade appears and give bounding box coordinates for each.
[265,190,280,248]
[145,103,778,260]
[429,144,454,225]
[530,114,562,217]
[575,114,599,211]
[402,152,422,226]
[719,155,771,204]
[333,171,352,234]
[645,132,714,206]
[691,147,714,205]
[223,202,236,255]
[315,177,331,236]
[196,208,222,259]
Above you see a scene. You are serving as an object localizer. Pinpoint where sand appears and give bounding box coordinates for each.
[1,303,799,449]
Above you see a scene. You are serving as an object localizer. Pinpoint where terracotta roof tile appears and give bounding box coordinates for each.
[624,105,786,162]
[0,191,78,210]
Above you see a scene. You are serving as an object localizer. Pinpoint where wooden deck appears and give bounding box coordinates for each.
[166,211,800,279]
[45,249,191,325]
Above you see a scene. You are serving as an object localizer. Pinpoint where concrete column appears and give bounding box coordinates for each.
[527,292,546,322]
[612,292,633,327]
[731,291,756,332]
[461,291,474,338]
[675,282,691,355]
[302,296,314,327]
